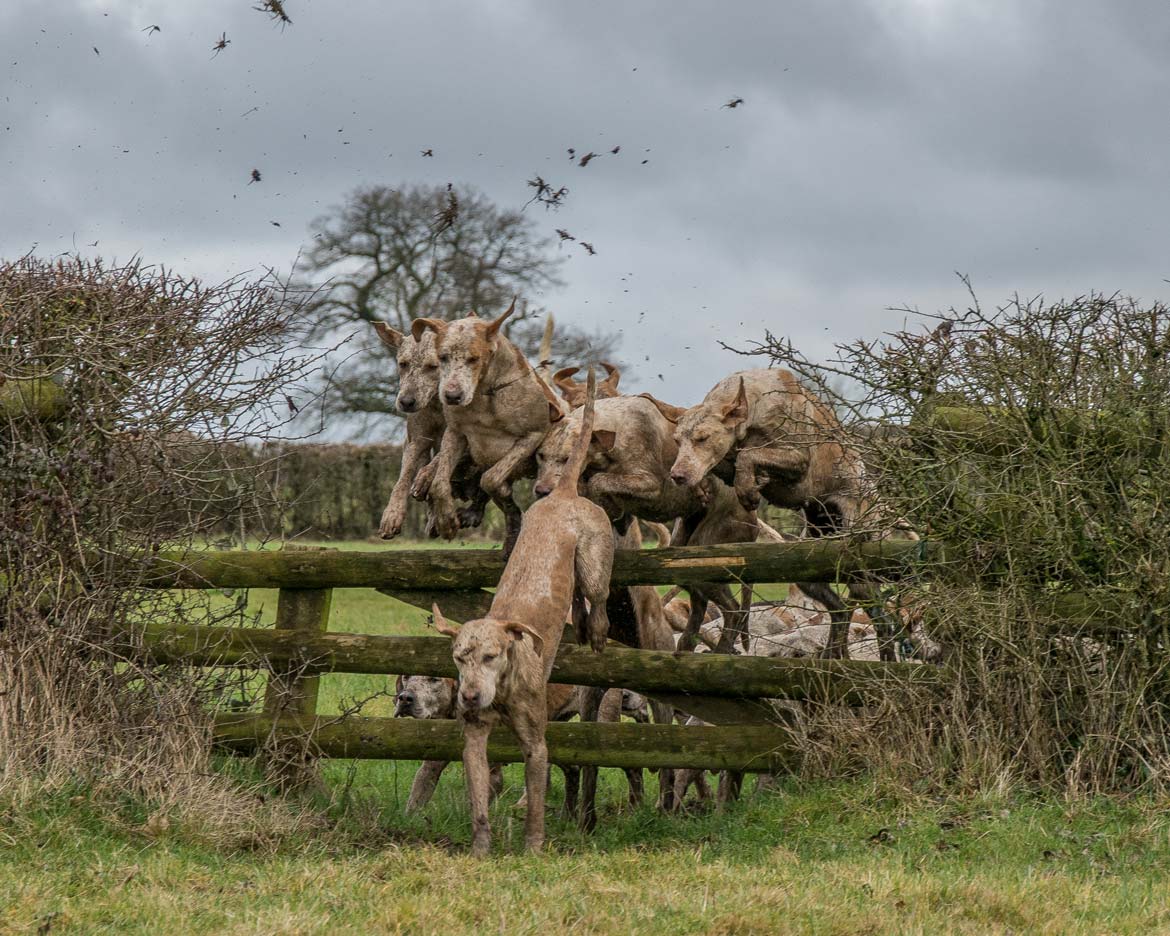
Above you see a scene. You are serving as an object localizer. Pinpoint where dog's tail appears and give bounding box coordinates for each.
[537,313,555,383]
[557,366,596,495]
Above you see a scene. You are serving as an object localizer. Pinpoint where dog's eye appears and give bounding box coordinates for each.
[439,353,450,363]
[482,653,497,663]
[426,363,438,371]
[466,355,479,365]
[693,434,707,444]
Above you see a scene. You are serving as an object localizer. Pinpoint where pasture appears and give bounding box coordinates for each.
[5,543,1170,934]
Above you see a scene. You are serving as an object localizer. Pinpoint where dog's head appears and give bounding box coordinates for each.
[620,689,650,721]
[412,300,516,408]
[372,322,441,414]
[532,409,615,498]
[641,379,747,488]
[394,674,456,719]
[431,604,544,713]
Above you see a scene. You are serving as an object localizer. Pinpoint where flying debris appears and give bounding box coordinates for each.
[253,0,292,26]
[249,169,262,184]
[555,228,575,243]
[420,148,434,157]
[578,152,599,167]
[525,175,568,210]
[567,147,576,160]
[212,32,231,55]
[722,97,745,109]
[580,242,596,256]
[92,46,100,56]
[270,221,281,227]
[141,25,161,35]
[285,395,299,415]
[610,145,621,155]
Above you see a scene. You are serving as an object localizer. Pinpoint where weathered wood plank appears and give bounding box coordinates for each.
[262,587,333,719]
[138,539,934,590]
[213,714,796,772]
[140,624,944,705]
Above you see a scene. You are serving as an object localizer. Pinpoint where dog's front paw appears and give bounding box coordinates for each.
[589,624,608,653]
[480,465,512,498]
[736,485,761,512]
[426,497,459,540]
[411,462,437,500]
[695,478,714,507]
[379,502,405,539]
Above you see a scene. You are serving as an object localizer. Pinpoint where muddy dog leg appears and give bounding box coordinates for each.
[405,760,448,814]
[575,685,605,833]
[462,720,495,856]
[574,529,615,653]
[798,580,852,659]
[651,700,676,812]
[561,765,580,819]
[511,705,549,852]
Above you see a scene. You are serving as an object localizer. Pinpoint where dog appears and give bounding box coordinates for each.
[432,369,613,854]
[413,301,565,555]
[370,322,489,539]
[642,369,886,658]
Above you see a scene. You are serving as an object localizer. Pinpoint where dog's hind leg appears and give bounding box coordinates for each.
[575,686,605,833]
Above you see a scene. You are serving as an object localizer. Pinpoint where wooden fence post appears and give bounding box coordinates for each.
[261,545,334,789]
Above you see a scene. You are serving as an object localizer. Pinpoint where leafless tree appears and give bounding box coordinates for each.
[294,183,622,431]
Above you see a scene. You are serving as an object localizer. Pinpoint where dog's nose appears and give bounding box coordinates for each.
[533,482,551,498]
[397,395,417,413]
[443,390,463,405]
[670,470,689,486]
[460,689,481,709]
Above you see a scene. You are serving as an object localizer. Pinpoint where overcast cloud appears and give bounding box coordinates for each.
[4,0,1170,421]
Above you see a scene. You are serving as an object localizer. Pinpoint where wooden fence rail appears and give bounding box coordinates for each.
[214,715,797,773]
[136,538,933,590]
[141,624,943,706]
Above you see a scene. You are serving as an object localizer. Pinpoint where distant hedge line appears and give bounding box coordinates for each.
[233,442,511,542]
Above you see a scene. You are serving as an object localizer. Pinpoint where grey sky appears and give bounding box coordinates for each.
[4,0,1170,420]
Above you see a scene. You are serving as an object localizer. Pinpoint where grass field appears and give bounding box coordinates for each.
[4,539,1170,934]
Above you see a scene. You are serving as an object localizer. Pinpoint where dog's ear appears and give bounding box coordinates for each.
[552,366,580,399]
[372,321,403,350]
[485,296,517,339]
[534,374,566,423]
[431,603,460,638]
[638,393,686,424]
[412,318,447,342]
[591,429,617,452]
[721,377,749,425]
[503,621,545,658]
[395,673,405,693]
[599,362,621,396]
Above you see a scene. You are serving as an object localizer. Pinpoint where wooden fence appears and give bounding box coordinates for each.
[130,539,941,774]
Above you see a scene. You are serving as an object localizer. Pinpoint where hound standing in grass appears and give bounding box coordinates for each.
[432,369,613,855]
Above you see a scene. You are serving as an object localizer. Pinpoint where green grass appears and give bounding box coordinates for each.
[5,782,1170,934]
[6,540,1170,933]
